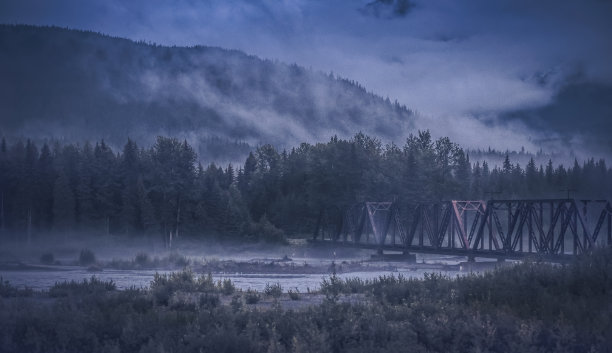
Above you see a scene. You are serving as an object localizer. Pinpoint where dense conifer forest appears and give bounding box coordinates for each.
[1,132,610,241]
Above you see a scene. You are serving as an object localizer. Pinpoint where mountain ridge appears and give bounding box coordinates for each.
[0,24,414,161]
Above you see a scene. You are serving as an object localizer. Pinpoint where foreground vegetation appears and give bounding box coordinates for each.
[1,249,611,352]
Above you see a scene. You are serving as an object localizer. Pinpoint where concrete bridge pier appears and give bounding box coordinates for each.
[371,249,416,263]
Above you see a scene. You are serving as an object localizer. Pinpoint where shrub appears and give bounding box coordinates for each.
[320,273,343,302]
[245,289,260,304]
[221,278,235,295]
[78,249,96,266]
[151,270,195,305]
[264,283,282,298]
[166,290,198,311]
[0,278,16,297]
[131,296,154,314]
[231,294,243,311]
[134,252,150,266]
[0,277,33,298]
[288,288,300,300]
[150,270,226,305]
[199,293,220,309]
[40,252,55,264]
[343,277,366,294]
[49,276,116,297]
[169,252,190,267]
[252,215,285,243]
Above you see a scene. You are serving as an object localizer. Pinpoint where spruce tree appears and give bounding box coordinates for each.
[53,170,76,232]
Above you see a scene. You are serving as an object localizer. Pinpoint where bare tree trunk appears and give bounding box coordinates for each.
[175,195,181,240]
[27,207,32,245]
[163,222,167,248]
[0,191,4,233]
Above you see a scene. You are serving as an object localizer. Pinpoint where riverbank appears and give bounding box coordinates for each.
[1,248,611,352]
[0,235,498,292]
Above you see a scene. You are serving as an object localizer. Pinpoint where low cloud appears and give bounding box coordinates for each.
[359,0,415,19]
[1,0,611,157]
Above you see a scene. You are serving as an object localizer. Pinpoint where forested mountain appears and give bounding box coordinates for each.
[1,133,610,241]
[0,25,413,162]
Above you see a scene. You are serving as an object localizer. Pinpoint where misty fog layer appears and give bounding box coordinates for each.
[0,25,413,161]
[2,1,612,159]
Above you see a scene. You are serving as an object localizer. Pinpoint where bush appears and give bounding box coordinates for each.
[169,252,190,267]
[245,289,260,304]
[134,252,150,266]
[78,249,96,266]
[252,215,285,243]
[0,277,33,298]
[40,252,55,264]
[220,278,235,295]
[288,288,300,300]
[150,270,229,305]
[264,282,282,298]
[151,270,196,305]
[199,293,220,309]
[320,273,343,301]
[231,294,243,311]
[49,276,116,297]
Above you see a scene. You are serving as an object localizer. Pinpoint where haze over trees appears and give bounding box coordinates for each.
[0,25,413,162]
[1,133,610,241]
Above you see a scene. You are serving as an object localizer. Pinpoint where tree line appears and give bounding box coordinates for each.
[0,132,610,241]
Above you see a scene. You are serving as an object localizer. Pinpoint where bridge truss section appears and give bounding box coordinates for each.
[314,199,612,258]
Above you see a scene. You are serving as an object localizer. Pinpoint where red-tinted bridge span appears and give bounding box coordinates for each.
[313,199,612,261]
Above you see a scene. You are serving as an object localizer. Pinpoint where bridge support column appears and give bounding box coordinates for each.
[371,249,416,263]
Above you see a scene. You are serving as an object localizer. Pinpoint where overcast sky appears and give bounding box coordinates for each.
[1,0,611,155]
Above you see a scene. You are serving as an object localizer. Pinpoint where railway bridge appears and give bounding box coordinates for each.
[312,199,612,262]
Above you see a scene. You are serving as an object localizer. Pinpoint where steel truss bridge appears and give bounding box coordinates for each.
[313,199,612,261]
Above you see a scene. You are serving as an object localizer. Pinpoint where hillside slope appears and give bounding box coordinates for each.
[0,25,414,159]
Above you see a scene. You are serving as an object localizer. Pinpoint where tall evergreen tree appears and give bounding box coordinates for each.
[53,170,76,232]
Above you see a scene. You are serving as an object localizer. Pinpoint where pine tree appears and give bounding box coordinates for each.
[53,170,76,232]
[0,137,7,233]
[120,139,140,234]
[454,150,471,198]
[526,157,538,195]
[36,143,54,230]
[76,143,96,228]
[224,164,235,189]
[136,176,156,233]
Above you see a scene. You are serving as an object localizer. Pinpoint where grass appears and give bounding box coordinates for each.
[0,277,33,298]
[1,248,612,352]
